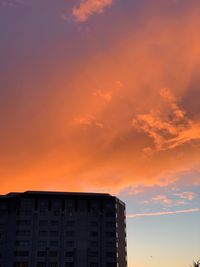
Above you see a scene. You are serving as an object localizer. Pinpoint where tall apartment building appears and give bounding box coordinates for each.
[0,191,127,267]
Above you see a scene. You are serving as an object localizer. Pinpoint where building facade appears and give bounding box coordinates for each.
[0,191,127,267]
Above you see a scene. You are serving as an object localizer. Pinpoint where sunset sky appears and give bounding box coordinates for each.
[0,0,200,266]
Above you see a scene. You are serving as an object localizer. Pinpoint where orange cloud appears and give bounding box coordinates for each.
[133,88,200,152]
[93,90,112,102]
[73,115,104,128]
[72,0,114,22]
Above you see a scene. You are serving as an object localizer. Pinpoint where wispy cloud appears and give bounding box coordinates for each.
[93,90,112,102]
[73,115,104,128]
[72,0,114,22]
[173,191,197,201]
[93,81,123,102]
[133,89,200,152]
[127,186,145,196]
[152,194,172,205]
[127,208,200,219]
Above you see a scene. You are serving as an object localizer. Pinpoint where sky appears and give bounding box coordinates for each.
[0,0,200,266]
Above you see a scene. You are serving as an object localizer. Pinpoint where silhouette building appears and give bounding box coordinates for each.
[0,191,127,267]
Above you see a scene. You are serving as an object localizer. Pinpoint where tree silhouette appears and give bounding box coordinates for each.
[191,260,200,267]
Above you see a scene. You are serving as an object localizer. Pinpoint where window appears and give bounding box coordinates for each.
[91,207,99,213]
[105,212,115,217]
[91,231,98,237]
[36,263,45,267]
[53,210,60,216]
[50,241,59,247]
[14,251,29,257]
[90,221,98,227]
[66,221,74,227]
[65,263,74,267]
[16,220,31,226]
[39,220,48,226]
[13,262,29,267]
[66,206,73,214]
[89,251,98,257]
[20,199,33,208]
[90,241,98,247]
[38,231,47,237]
[106,241,116,247]
[52,200,62,210]
[49,251,58,257]
[106,232,115,238]
[66,241,74,247]
[48,263,57,267]
[50,231,59,236]
[38,241,47,247]
[39,210,46,215]
[37,251,46,257]
[51,220,59,226]
[106,252,116,258]
[0,204,7,216]
[15,241,29,246]
[106,222,115,228]
[66,231,74,237]
[90,202,100,214]
[17,210,32,216]
[39,200,48,212]
[16,231,30,236]
[65,251,74,257]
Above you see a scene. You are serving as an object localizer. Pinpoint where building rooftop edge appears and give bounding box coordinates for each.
[2,190,113,198]
[0,191,126,206]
